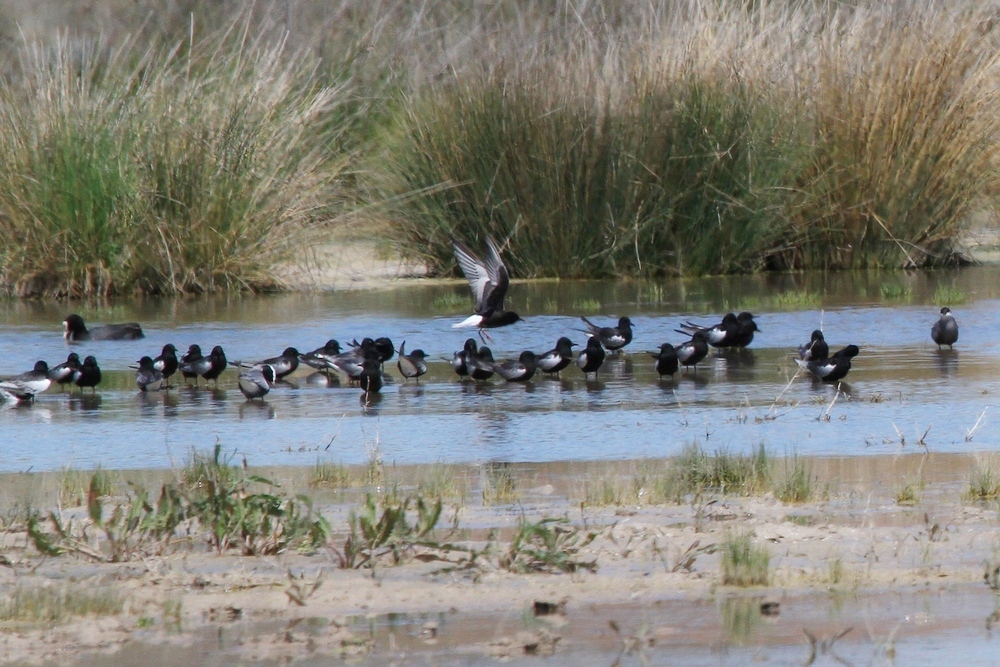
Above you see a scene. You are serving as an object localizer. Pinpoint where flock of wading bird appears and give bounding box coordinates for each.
[0,238,961,404]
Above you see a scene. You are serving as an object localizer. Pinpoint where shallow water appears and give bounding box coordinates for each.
[76,585,1000,667]
[1,268,998,473]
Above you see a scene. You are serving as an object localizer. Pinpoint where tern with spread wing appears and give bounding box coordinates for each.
[452,237,521,339]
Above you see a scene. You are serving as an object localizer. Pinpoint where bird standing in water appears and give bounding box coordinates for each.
[931,307,959,349]
[580,316,633,352]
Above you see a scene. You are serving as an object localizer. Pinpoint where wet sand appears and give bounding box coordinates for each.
[2,453,1000,665]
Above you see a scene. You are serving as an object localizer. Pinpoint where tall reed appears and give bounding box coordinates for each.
[0,12,364,296]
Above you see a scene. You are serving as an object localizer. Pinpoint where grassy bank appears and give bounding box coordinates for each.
[1,1,999,295]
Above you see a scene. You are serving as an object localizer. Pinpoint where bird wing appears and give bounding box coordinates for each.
[481,237,510,312]
[453,239,493,310]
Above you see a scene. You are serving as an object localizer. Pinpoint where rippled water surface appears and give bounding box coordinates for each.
[1,268,998,472]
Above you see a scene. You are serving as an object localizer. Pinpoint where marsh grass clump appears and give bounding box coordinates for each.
[720,532,771,587]
[673,443,771,497]
[967,458,1000,501]
[59,467,114,508]
[310,461,352,490]
[895,478,923,506]
[0,13,359,297]
[482,463,520,505]
[380,1,1000,277]
[0,584,123,625]
[775,455,814,504]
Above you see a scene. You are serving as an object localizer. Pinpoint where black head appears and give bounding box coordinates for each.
[811,330,824,342]
[518,350,537,364]
[940,307,952,315]
[463,338,479,354]
[282,347,300,357]
[83,355,99,367]
[373,338,395,361]
[555,337,576,354]
[323,340,342,354]
[411,349,428,360]
[211,346,226,357]
[67,352,81,364]
[586,336,605,351]
[478,346,494,362]
[138,356,155,368]
[64,314,86,333]
[722,313,738,324]
[618,316,633,329]
[161,344,177,355]
[659,342,675,353]
[187,344,202,355]
[32,360,49,374]
[839,345,860,359]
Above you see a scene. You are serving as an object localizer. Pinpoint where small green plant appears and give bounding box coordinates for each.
[895,478,923,505]
[335,493,445,569]
[828,557,844,585]
[184,445,331,555]
[498,516,598,574]
[720,531,770,586]
[416,464,468,502]
[879,283,911,301]
[59,466,113,508]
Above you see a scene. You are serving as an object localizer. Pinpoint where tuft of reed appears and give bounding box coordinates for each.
[0,10,363,297]
[775,454,814,504]
[967,458,1000,501]
[673,443,771,497]
[0,584,123,624]
[720,531,771,587]
[378,1,1000,278]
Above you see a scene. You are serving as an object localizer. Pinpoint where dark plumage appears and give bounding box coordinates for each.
[135,356,165,392]
[0,361,51,401]
[238,347,300,380]
[536,337,576,375]
[931,307,959,349]
[468,346,496,382]
[451,338,479,378]
[238,364,276,401]
[153,344,179,385]
[179,345,227,386]
[358,357,384,394]
[397,341,428,382]
[798,330,829,361]
[580,316,633,352]
[676,331,710,372]
[576,337,607,376]
[299,340,343,371]
[72,355,102,393]
[679,311,758,349]
[651,343,679,378]
[796,345,860,383]
[491,350,538,383]
[179,344,204,384]
[48,352,81,390]
[452,236,521,336]
[63,314,144,342]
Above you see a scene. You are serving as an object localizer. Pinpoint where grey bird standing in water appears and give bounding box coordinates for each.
[931,307,959,349]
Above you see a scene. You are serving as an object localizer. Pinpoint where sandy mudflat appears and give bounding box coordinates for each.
[0,454,999,665]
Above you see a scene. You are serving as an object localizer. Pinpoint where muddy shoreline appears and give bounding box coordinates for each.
[1,453,999,665]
